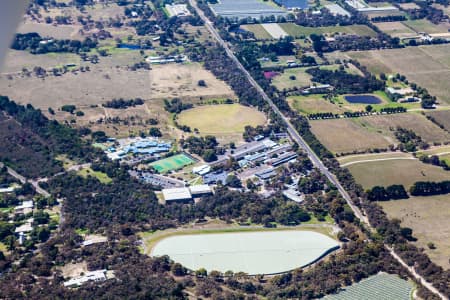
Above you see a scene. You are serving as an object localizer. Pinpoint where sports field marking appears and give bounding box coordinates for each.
[150,153,195,173]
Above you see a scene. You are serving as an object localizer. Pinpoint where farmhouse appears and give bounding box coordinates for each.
[14,200,33,215]
[303,84,333,94]
[63,270,113,288]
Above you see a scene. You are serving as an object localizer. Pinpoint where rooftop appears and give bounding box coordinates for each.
[189,184,213,195]
[162,187,192,201]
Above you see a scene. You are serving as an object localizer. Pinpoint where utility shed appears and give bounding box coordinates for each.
[162,187,192,204]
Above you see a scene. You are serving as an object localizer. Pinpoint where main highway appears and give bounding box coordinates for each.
[188,1,447,298]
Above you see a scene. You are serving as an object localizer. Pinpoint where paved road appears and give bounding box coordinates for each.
[0,162,50,197]
[189,2,447,298]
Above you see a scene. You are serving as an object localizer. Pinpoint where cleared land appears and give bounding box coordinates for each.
[346,45,450,104]
[241,24,272,40]
[288,95,345,115]
[77,167,112,184]
[310,118,393,154]
[279,23,377,37]
[402,19,450,34]
[150,153,195,173]
[151,230,339,274]
[261,23,288,39]
[51,99,176,139]
[272,67,312,90]
[380,195,450,269]
[346,159,450,189]
[375,21,417,38]
[323,273,414,300]
[0,54,235,109]
[177,104,266,142]
[358,113,450,145]
[17,22,83,40]
[426,110,450,131]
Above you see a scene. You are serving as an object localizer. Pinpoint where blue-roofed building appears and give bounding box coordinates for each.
[273,0,309,9]
[210,0,288,19]
[203,171,228,185]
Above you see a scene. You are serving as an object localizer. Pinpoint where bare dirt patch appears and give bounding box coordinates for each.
[148,63,235,100]
[0,62,235,109]
[310,118,393,154]
[380,195,450,269]
[59,261,88,278]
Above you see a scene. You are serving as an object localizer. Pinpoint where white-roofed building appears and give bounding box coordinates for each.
[63,270,110,287]
[189,185,213,197]
[14,200,33,215]
[192,165,211,176]
[162,187,192,204]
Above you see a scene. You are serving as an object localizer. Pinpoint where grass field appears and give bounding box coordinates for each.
[272,67,312,90]
[380,195,450,269]
[425,110,450,131]
[402,19,450,34]
[310,118,393,154]
[279,23,377,37]
[177,104,266,142]
[337,151,413,166]
[357,113,450,144]
[346,45,450,104]
[150,153,196,173]
[346,159,449,189]
[375,21,417,38]
[241,24,272,40]
[77,167,112,184]
[288,95,345,115]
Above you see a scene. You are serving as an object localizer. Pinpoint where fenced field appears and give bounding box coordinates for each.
[150,153,195,173]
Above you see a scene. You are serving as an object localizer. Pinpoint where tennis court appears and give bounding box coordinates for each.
[150,153,195,173]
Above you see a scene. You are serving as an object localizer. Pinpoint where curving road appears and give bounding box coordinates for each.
[189,1,448,298]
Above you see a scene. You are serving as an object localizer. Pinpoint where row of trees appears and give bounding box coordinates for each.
[366,185,409,201]
[410,180,450,196]
[181,136,221,162]
[102,98,144,109]
[12,33,98,54]
[306,68,385,94]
